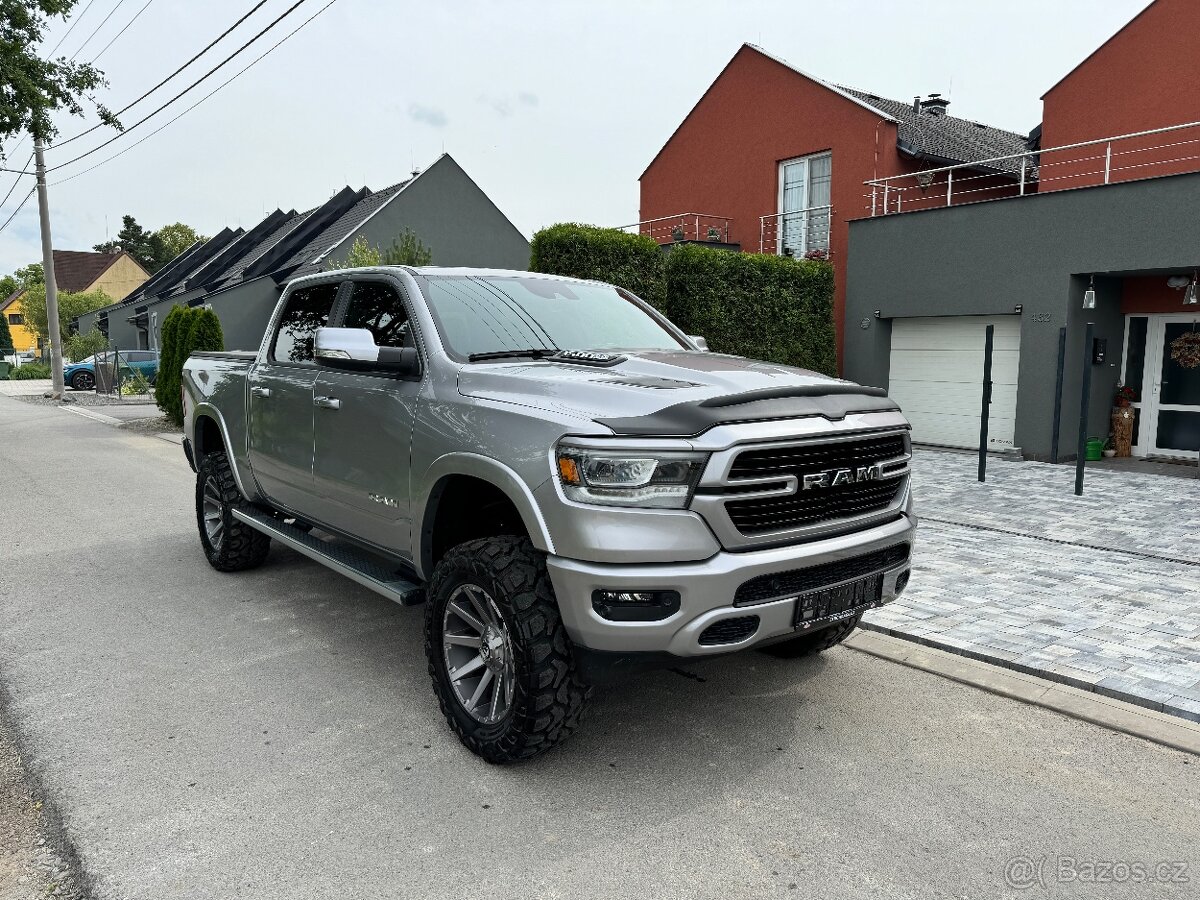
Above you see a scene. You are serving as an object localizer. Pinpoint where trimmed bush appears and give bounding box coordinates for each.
[664,243,836,376]
[180,307,225,361]
[0,314,13,353]
[11,361,51,379]
[157,306,225,426]
[529,223,666,309]
[154,305,187,422]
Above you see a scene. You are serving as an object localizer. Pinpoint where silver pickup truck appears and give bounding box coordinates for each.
[182,266,915,762]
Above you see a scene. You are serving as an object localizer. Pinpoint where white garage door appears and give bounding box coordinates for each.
[889,316,1021,451]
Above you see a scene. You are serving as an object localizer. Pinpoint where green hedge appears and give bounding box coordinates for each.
[529,223,666,308]
[155,305,225,426]
[664,243,837,376]
[529,224,836,373]
[11,361,51,380]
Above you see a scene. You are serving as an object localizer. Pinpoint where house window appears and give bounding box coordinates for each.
[7,313,23,325]
[777,153,832,257]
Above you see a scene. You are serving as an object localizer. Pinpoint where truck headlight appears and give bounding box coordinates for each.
[554,446,707,509]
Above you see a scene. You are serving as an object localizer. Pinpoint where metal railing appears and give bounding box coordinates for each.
[759,205,833,256]
[864,120,1200,215]
[613,213,732,245]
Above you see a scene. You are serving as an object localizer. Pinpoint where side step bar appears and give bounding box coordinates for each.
[232,507,425,606]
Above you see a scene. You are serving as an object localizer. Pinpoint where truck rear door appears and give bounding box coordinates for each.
[248,281,343,515]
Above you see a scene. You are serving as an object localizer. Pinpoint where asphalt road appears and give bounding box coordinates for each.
[1,394,1197,900]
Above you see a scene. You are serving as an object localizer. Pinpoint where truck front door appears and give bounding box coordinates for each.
[310,277,422,557]
[248,281,342,516]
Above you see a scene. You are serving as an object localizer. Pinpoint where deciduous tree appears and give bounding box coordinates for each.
[0,0,117,149]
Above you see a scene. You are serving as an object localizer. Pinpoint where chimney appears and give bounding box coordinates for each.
[913,96,921,115]
[920,93,950,116]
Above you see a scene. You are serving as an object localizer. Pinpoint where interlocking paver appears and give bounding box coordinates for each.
[864,449,1200,720]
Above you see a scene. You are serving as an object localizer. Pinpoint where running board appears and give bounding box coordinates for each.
[232,507,425,606]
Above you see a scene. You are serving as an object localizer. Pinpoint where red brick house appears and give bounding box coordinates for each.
[1039,0,1200,194]
[638,43,1029,361]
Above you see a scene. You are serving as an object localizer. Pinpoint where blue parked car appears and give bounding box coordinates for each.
[65,350,159,391]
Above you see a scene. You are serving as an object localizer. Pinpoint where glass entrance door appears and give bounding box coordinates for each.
[1142,315,1200,457]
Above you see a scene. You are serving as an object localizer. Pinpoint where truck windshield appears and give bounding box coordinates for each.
[420,276,686,360]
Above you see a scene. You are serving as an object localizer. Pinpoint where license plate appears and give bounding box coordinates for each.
[793,574,884,630]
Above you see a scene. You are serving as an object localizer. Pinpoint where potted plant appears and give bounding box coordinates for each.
[1114,385,1136,408]
[1102,434,1117,458]
[706,226,722,242]
[671,225,686,242]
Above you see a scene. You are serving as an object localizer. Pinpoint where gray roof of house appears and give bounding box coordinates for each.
[837,87,1029,174]
[277,180,411,280]
[202,210,312,293]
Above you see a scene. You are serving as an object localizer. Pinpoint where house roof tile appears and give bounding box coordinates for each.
[836,87,1029,174]
[279,180,411,280]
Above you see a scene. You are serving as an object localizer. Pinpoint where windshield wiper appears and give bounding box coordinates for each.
[467,348,559,362]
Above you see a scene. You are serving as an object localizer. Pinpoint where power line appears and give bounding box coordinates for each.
[46,0,100,57]
[90,0,157,63]
[0,188,36,237]
[50,0,340,186]
[56,0,271,148]
[68,0,129,62]
[49,0,309,170]
[0,153,35,207]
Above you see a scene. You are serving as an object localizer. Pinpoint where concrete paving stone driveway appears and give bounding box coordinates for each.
[866,449,1200,721]
[3,395,1199,899]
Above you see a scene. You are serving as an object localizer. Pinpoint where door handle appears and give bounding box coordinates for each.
[314,395,341,410]
[250,386,271,398]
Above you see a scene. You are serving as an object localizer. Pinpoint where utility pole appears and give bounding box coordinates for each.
[34,136,66,399]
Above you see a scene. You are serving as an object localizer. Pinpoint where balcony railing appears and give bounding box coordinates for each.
[759,206,833,256]
[614,213,732,245]
[864,120,1200,215]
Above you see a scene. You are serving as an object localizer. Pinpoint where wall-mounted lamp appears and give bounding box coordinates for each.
[873,309,881,318]
[1082,275,1096,310]
[1185,272,1199,306]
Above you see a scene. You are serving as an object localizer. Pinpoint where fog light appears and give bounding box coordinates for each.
[894,569,911,595]
[592,589,681,622]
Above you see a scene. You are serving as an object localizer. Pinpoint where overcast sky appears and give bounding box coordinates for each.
[0,0,1149,275]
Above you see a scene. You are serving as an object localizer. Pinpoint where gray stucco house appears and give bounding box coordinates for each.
[844,171,1200,461]
[76,154,530,352]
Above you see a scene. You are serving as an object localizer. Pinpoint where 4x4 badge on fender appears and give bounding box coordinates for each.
[802,463,884,490]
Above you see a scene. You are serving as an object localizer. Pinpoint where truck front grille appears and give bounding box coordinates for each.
[724,434,907,536]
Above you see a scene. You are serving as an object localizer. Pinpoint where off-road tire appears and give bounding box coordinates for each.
[425,536,591,763]
[196,450,271,572]
[758,614,862,658]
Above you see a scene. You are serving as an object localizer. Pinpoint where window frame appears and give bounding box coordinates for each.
[268,279,347,367]
[327,274,426,381]
[776,150,832,257]
[8,313,24,326]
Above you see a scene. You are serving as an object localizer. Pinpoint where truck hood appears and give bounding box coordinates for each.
[457,350,898,437]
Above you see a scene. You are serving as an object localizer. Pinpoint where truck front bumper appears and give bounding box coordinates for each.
[546,512,916,658]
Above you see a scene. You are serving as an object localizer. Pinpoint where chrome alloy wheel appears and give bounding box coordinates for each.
[201,476,225,551]
[442,583,516,724]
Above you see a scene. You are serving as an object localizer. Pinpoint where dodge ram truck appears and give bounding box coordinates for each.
[182,266,915,762]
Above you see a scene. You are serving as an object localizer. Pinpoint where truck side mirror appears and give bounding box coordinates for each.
[314,327,421,377]
[688,335,709,351]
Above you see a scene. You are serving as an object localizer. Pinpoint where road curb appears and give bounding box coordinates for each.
[58,405,123,426]
[846,629,1200,756]
[859,620,1200,724]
